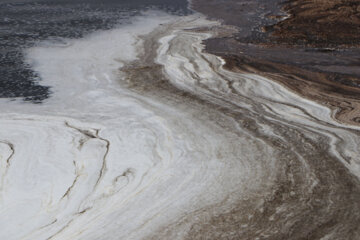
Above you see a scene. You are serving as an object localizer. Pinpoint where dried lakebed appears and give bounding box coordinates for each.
[0,13,360,240]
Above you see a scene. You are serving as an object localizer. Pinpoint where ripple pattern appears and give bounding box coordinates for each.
[0,13,360,240]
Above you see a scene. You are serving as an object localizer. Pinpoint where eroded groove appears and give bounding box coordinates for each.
[64,121,110,189]
[0,141,15,167]
[0,141,15,190]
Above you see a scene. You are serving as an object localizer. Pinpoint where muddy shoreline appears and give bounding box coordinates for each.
[191,0,360,125]
[121,15,360,239]
[1,9,360,239]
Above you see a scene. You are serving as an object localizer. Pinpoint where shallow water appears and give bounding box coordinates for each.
[0,0,189,102]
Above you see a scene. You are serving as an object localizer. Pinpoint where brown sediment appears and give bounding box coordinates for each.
[115,1,360,239]
[191,0,360,126]
[268,0,360,48]
[191,0,360,47]
[222,52,360,125]
[181,133,360,240]
[119,18,360,240]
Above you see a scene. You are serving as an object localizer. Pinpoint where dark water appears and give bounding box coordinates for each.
[0,0,190,103]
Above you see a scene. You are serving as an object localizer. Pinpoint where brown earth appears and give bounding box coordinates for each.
[191,0,360,126]
[268,0,360,48]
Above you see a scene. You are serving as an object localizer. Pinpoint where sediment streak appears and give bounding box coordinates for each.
[0,13,359,240]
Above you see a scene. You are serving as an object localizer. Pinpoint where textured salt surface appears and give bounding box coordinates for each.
[1,11,360,240]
